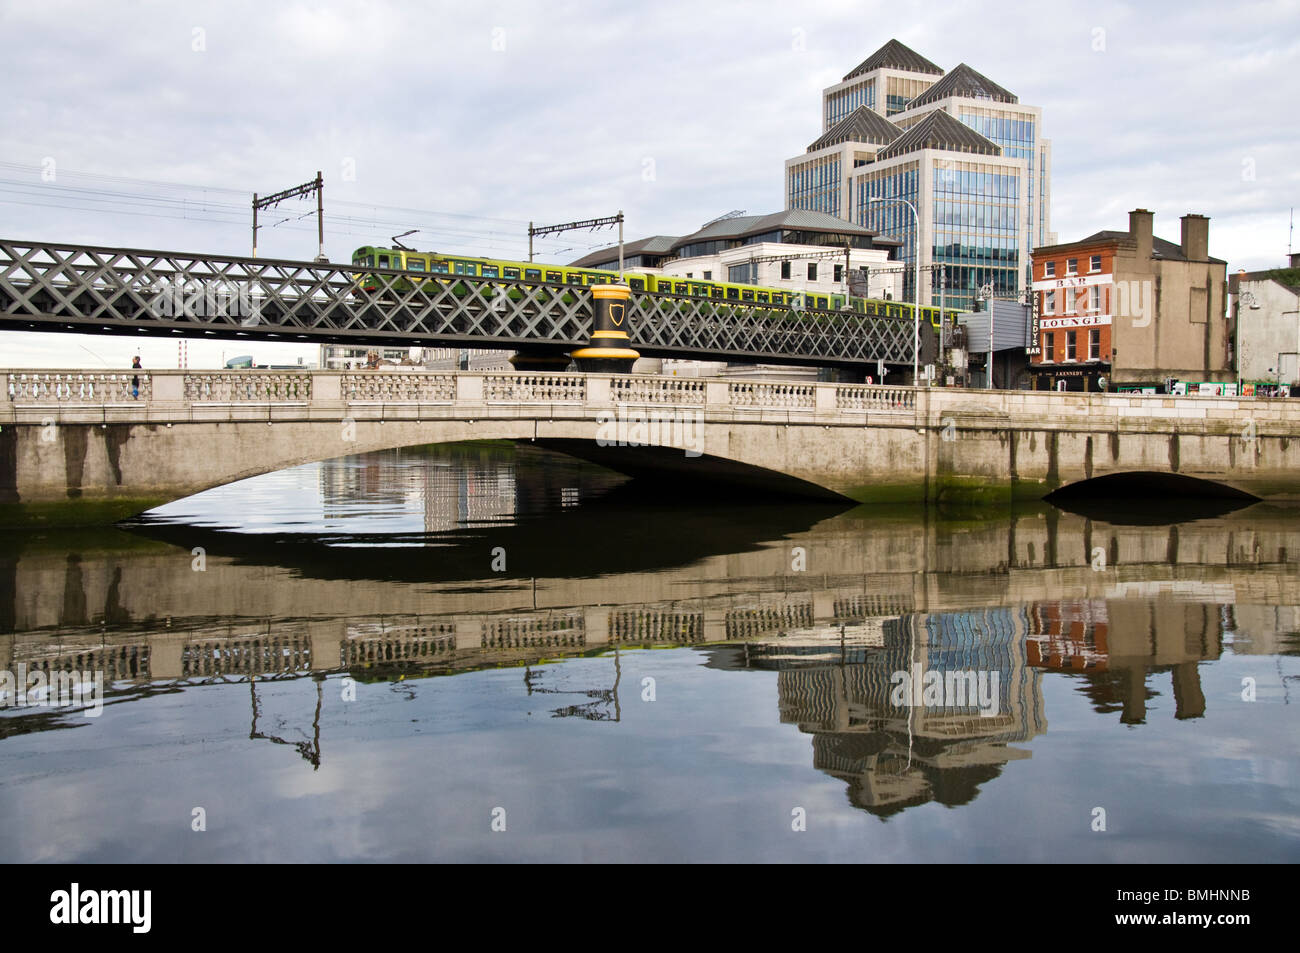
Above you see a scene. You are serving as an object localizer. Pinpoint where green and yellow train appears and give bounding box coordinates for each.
[350,245,962,330]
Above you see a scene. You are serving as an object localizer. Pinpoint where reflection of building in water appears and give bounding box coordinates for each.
[420,461,517,533]
[1025,598,1223,723]
[317,453,414,517]
[750,609,1047,817]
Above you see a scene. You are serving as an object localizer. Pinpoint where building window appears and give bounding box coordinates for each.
[834,264,843,283]
[1089,328,1100,360]
[781,261,791,280]
[686,273,693,279]
[1066,331,1077,361]
[1090,254,1102,272]
[1089,286,1101,312]
[1043,332,1054,361]
[1066,258,1078,275]
[1045,290,1056,313]
[1044,261,1055,278]
[703,271,712,280]
[808,263,818,281]
[1065,289,1076,314]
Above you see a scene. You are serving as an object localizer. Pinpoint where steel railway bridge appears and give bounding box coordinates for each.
[0,239,927,369]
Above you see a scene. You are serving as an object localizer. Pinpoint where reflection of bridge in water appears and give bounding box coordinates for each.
[4,503,1300,808]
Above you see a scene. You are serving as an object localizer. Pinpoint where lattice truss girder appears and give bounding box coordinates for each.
[0,240,914,364]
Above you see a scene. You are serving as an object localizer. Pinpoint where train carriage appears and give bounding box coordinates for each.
[350,245,965,348]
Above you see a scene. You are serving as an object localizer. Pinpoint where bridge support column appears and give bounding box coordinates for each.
[572,284,639,373]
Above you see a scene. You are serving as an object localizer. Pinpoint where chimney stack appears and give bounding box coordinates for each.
[1130,209,1153,261]
[1180,213,1209,261]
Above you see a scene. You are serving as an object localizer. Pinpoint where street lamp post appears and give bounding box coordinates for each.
[869,196,922,384]
[979,282,995,387]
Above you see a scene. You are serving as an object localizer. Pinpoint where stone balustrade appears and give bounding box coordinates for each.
[3,368,1297,437]
[4,370,151,402]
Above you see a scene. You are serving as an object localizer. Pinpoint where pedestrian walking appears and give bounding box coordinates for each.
[131,355,142,399]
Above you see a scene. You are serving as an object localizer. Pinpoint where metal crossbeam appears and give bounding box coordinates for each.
[0,239,917,366]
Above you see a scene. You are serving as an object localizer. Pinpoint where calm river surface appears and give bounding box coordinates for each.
[2,441,1298,862]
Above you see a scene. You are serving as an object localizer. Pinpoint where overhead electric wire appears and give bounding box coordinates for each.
[0,159,568,235]
[0,195,602,259]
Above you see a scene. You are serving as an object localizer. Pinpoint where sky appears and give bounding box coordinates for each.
[1,0,1297,368]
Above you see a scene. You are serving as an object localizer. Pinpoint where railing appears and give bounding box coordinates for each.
[835,383,917,412]
[483,373,586,402]
[4,369,927,418]
[342,372,455,402]
[4,370,150,402]
[729,381,817,409]
[611,376,706,405]
[184,371,312,401]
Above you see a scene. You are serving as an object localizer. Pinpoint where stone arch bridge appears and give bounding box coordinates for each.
[3,368,1299,524]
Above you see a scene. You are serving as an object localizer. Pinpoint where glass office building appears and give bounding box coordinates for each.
[786,40,1052,310]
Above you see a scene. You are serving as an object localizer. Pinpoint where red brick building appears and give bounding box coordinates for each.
[1028,240,1115,391]
[1029,209,1229,392]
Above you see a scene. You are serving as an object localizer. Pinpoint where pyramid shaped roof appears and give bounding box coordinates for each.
[876,109,1002,160]
[907,63,1018,108]
[808,105,903,151]
[843,39,944,81]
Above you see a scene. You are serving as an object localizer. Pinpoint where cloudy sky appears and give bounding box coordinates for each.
[2,0,1297,367]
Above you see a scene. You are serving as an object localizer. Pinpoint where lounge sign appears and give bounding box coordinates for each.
[1040,313,1113,329]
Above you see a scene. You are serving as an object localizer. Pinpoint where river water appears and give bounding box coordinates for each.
[2,441,1298,862]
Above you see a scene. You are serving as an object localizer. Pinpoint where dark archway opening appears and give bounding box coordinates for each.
[1045,471,1259,524]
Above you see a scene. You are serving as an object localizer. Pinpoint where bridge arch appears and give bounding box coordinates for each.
[1045,471,1261,502]
[2,413,853,525]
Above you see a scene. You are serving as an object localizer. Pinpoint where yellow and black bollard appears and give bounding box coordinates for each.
[571,283,640,373]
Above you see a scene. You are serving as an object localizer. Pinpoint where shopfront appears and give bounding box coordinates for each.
[1031,363,1110,392]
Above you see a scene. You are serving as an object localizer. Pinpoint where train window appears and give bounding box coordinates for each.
[481,265,499,278]
[408,258,426,272]
[430,260,449,274]
[692,284,707,296]
[712,287,723,299]
[503,267,520,279]
[675,283,688,295]
[756,292,769,303]
[454,261,476,275]
[629,278,645,291]
[524,268,541,280]
[741,290,754,302]
[378,255,390,268]
[567,274,583,286]
[888,305,900,318]
[865,303,876,315]
[726,287,739,300]
[545,271,561,283]
[815,297,827,309]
